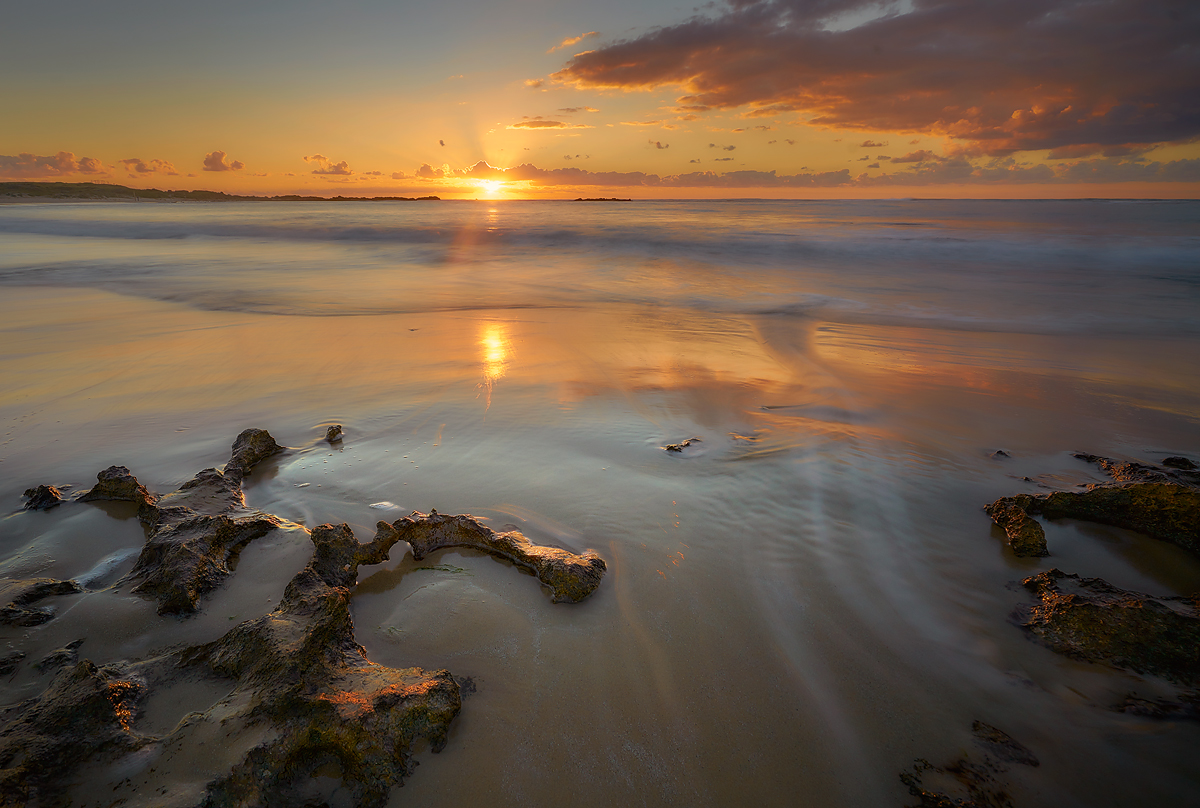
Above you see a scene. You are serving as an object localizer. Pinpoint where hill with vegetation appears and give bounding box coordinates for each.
[0,182,439,201]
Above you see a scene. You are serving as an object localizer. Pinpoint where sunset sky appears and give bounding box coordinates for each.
[3,0,1198,198]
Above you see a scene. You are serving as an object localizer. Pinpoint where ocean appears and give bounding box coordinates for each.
[1,199,1198,806]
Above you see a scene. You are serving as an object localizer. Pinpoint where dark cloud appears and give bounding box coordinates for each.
[508,117,593,130]
[649,140,670,149]
[714,157,734,161]
[304,154,352,175]
[439,140,446,146]
[558,106,600,113]
[860,140,887,148]
[203,151,244,172]
[554,0,1200,156]
[417,163,446,179]
[891,150,946,163]
[391,171,407,179]
[120,158,178,176]
[867,162,880,168]
[0,151,106,178]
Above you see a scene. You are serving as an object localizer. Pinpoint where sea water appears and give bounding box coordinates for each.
[0,199,1198,806]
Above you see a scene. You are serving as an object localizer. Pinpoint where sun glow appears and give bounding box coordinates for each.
[477,179,504,197]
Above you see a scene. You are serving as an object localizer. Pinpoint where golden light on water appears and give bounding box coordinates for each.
[479,321,511,408]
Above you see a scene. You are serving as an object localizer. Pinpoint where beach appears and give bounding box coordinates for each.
[1,199,1198,806]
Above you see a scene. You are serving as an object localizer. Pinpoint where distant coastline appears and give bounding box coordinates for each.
[0,181,441,203]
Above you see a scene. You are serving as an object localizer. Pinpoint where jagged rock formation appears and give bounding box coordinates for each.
[900,721,1039,808]
[78,465,157,509]
[21,485,63,511]
[985,453,1200,556]
[325,424,344,443]
[391,510,607,603]
[1016,569,1200,686]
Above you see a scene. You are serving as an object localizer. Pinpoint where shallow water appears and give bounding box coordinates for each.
[1,199,1198,806]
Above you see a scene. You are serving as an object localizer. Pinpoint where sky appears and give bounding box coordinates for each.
[2,0,1198,198]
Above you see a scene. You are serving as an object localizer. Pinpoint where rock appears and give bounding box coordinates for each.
[325,424,344,443]
[663,437,701,453]
[990,450,1011,459]
[77,465,157,508]
[21,485,62,510]
[985,454,1200,556]
[0,659,145,806]
[900,721,1038,808]
[226,427,283,482]
[171,522,459,807]
[36,639,85,672]
[0,578,83,626]
[1016,569,1200,686]
[0,652,24,676]
[983,500,1048,557]
[1163,455,1197,470]
[391,510,607,603]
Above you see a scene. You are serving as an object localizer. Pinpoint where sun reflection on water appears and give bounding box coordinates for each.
[479,322,511,409]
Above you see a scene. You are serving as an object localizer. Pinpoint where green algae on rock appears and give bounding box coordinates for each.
[1016,569,1200,687]
[984,453,1200,556]
[391,510,607,603]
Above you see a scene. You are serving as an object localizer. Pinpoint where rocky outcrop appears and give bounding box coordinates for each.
[1016,569,1200,686]
[900,721,1038,808]
[985,453,1200,556]
[105,430,285,615]
[21,485,63,511]
[0,578,83,626]
[0,659,145,806]
[78,465,157,509]
[325,424,344,443]
[390,510,607,603]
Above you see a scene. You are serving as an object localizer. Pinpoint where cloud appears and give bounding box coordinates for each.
[860,140,888,148]
[439,140,446,146]
[119,158,179,176]
[553,0,1200,156]
[548,31,599,53]
[524,79,545,89]
[649,140,670,149]
[867,162,880,168]
[417,163,446,179]
[304,154,353,175]
[621,120,662,126]
[785,139,796,145]
[0,151,108,178]
[507,116,594,130]
[714,157,734,161]
[203,151,244,172]
[391,171,407,179]
[558,106,600,114]
[690,159,701,163]
[891,150,946,163]
[363,171,384,176]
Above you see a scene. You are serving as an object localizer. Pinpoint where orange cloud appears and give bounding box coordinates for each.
[507,117,593,130]
[304,154,352,175]
[0,151,106,178]
[553,0,1200,157]
[120,158,179,176]
[548,31,599,53]
[203,151,244,172]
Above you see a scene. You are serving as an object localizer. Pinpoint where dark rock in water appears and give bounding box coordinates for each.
[1115,692,1199,720]
[226,427,283,482]
[85,430,286,615]
[983,500,1048,557]
[392,509,607,603]
[1163,455,1197,470]
[0,578,83,626]
[990,450,1011,459]
[985,453,1200,556]
[0,659,145,805]
[1016,569,1200,686]
[35,639,85,672]
[0,652,25,676]
[900,721,1038,808]
[21,484,63,510]
[78,465,157,508]
[325,424,344,442]
[664,437,701,453]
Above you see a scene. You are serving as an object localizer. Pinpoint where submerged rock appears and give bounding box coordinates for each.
[1115,692,1200,721]
[21,484,63,511]
[0,578,83,626]
[77,465,157,509]
[35,638,85,672]
[0,652,25,676]
[391,510,607,603]
[1163,455,1197,470]
[900,721,1038,808]
[984,453,1200,556]
[325,424,344,443]
[1016,569,1200,686]
[663,437,701,453]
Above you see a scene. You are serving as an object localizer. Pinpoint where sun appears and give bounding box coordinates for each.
[477,179,503,197]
